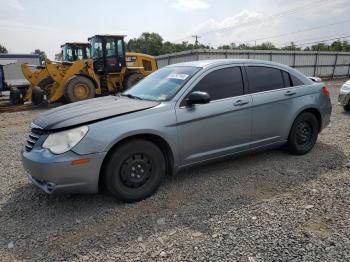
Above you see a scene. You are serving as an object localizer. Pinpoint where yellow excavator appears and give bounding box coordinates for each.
[10,42,91,105]
[31,34,157,104]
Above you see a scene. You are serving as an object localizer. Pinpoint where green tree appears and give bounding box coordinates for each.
[32,49,47,62]
[127,33,164,56]
[55,52,62,61]
[281,42,301,51]
[0,44,8,53]
[127,32,211,56]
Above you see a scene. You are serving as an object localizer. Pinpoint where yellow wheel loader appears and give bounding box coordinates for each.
[36,34,157,104]
[10,42,90,105]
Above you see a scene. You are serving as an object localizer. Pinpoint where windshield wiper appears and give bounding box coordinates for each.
[121,94,143,100]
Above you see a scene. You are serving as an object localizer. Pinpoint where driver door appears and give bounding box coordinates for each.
[105,38,125,73]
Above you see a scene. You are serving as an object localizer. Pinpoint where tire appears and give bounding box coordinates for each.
[124,73,144,89]
[36,76,55,105]
[64,76,95,103]
[9,87,23,105]
[343,103,350,111]
[103,139,166,203]
[32,86,44,105]
[31,76,55,105]
[286,112,319,155]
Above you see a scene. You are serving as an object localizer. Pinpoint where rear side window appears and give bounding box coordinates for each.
[247,66,284,93]
[290,74,304,86]
[282,71,292,87]
[192,67,244,100]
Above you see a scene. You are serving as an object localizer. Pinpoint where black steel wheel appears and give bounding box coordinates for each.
[343,103,350,111]
[286,112,319,155]
[103,139,166,202]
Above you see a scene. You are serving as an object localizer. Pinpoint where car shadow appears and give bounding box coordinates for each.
[0,142,346,260]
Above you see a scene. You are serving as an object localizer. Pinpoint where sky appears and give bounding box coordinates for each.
[0,0,349,59]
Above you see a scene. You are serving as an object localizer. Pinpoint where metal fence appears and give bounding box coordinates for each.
[156,49,350,78]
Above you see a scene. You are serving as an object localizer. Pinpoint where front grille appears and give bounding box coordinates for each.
[25,126,44,152]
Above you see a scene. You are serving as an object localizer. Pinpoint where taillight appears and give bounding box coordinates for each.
[322,86,330,97]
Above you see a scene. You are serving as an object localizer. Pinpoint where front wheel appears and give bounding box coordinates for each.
[103,139,166,202]
[64,76,95,103]
[343,103,350,111]
[286,112,319,155]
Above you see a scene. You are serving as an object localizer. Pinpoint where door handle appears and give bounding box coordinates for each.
[285,91,296,96]
[234,100,249,106]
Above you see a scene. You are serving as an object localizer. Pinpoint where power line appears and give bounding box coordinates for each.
[274,33,350,46]
[274,34,350,47]
[234,19,350,45]
[175,0,333,42]
[289,36,350,47]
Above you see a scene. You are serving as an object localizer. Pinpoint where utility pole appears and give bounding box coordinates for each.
[192,35,201,47]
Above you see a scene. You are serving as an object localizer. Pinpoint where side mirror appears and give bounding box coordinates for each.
[186,91,210,106]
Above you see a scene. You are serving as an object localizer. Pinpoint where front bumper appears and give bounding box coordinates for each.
[22,148,106,195]
[338,92,350,107]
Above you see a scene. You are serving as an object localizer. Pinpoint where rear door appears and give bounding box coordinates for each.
[246,65,301,147]
[176,66,252,166]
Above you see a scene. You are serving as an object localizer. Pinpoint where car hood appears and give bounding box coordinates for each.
[32,96,160,131]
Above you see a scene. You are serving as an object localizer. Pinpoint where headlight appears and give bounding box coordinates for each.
[341,82,350,92]
[43,126,88,154]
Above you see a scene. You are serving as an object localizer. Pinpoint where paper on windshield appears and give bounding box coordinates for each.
[167,73,189,80]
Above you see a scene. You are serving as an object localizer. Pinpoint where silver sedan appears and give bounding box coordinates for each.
[22,59,332,202]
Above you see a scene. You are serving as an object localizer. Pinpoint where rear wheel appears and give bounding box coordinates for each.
[9,87,24,105]
[64,76,95,103]
[103,139,166,202]
[124,73,144,89]
[286,112,319,155]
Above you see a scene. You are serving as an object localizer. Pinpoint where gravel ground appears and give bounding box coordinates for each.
[0,80,349,261]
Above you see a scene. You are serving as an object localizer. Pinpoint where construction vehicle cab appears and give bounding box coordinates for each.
[61,42,90,62]
[89,35,125,74]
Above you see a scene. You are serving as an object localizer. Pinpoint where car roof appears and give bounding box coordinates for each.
[165,58,313,84]
[166,59,291,70]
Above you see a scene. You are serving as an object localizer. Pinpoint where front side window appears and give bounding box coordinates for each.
[191,67,244,100]
[85,47,90,59]
[106,39,116,57]
[62,45,74,61]
[123,66,200,101]
[246,66,284,93]
[91,38,103,59]
[75,48,84,60]
[117,39,124,58]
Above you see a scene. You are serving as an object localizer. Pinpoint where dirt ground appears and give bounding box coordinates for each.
[0,79,349,261]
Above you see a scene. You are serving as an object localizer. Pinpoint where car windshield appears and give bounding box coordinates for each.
[122,66,200,101]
